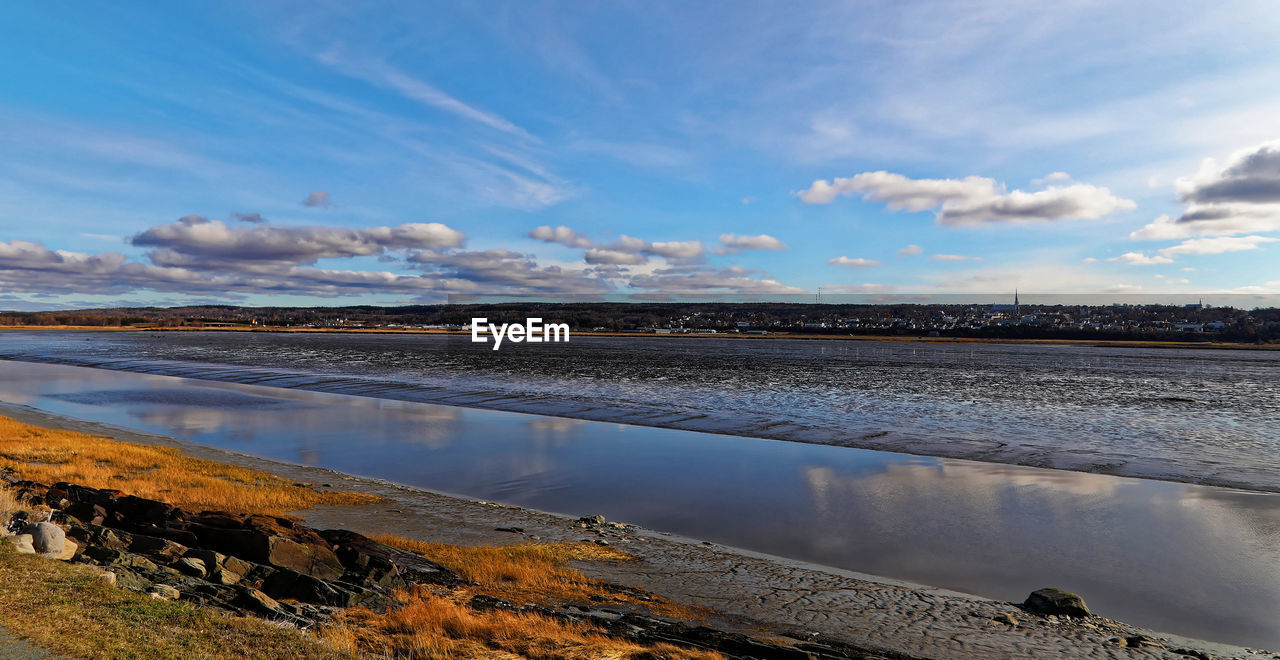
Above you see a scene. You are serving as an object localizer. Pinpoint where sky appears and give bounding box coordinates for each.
[3,1,1280,309]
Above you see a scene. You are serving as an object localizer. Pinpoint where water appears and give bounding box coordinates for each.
[0,330,1277,491]
[0,359,1276,649]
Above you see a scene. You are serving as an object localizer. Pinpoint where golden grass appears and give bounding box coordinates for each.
[324,586,722,660]
[373,536,710,622]
[0,544,356,660]
[0,415,380,516]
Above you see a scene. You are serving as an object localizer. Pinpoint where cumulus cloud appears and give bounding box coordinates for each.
[302,191,333,208]
[932,254,983,262]
[2,212,811,299]
[231,212,266,224]
[524,226,707,262]
[1178,140,1280,204]
[647,240,704,259]
[797,170,1134,226]
[718,233,787,251]
[896,244,923,256]
[132,218,466,270]
[584,248,647,265]
[828,256,881,268]
[1132,140,1280,240]
[529,225,591,248]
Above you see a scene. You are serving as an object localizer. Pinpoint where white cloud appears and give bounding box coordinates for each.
[529,225,591,248]
[584,248,647,265]
[932,254,983,262]
[798,171,1134,225]
[896,244,923,256]
[1032,171,1071,185]
[828,256,881,268]
[718,233,787,251]
[1159,235,1278,256]
[1081,257,1098,263]
[1109,251,1175,265]
[646,240,704,259]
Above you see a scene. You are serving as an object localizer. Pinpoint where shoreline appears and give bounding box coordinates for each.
[1,401,1273,659]
[3,324,1276,351]
[2,352,1275,495]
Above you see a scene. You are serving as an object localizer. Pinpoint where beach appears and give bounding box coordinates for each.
[0,350,1276,653]
[1,402,1275,659]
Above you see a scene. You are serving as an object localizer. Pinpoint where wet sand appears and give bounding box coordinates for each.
[0,402,1276,659]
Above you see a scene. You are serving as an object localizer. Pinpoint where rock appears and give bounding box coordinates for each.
[6,534,35,554]
[175,557,207,577]
[215,556,253,586]
[1124,634,1163,648]
[129,534,187,558]
[236,587,284,616]
[494,526,524,533]
[98,570,118,587]
[149,584,181,600]
[578,515,606,526]
[991,613,1018,626]
[53,538,78,561]
[24,522,66,556]
[1023,588,1091,617]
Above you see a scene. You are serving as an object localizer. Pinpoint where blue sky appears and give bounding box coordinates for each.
[3,1,1280,308]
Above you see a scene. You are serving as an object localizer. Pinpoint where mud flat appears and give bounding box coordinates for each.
[1,403,1275,660]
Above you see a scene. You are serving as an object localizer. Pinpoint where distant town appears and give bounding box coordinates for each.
[4,300,1280,344]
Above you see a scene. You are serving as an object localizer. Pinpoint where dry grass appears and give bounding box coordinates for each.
[0,415,379,516]
[316,537,724,658]
[0,544,356,659]
[373,536,706,620]
[323,586,722,660]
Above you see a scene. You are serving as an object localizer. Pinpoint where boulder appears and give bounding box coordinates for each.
[1023,588,1091,617]
[6,533,35,555]
[175,557,207,578]
[24,522,66,556]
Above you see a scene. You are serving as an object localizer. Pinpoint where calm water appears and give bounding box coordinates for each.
[1,331,1278,491]
[0,359,1276,649]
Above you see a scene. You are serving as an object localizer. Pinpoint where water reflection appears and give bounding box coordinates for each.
[0,360,1276,648]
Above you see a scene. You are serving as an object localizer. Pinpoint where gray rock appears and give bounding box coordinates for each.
[175,557,207,577]
[1023,588,1091,617]
[6,534,35,555]
[24,522,65,556]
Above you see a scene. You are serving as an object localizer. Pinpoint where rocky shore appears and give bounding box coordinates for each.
[1,403,1276,660]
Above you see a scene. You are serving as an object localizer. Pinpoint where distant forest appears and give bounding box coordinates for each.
[2,302,1279,344]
